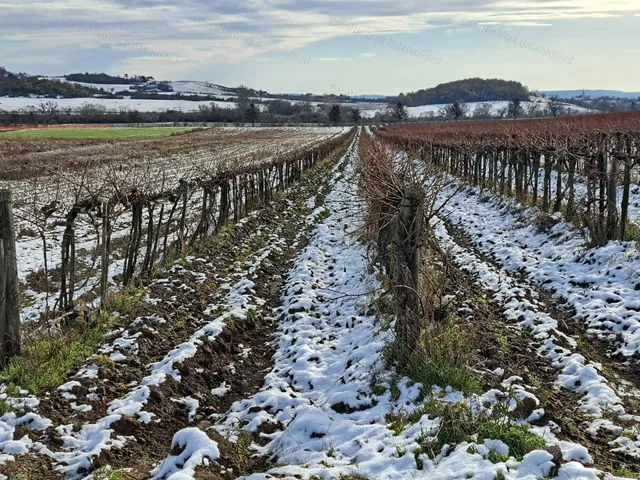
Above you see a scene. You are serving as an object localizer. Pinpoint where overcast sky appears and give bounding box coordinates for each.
[2,0,639,95]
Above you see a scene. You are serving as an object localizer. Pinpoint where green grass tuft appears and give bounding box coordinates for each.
[0,399,16,415]
[93,468,124,480]
[0,288,143,394]
[611,467,640,479]
[0,334,96,393]
[315,208,331,221]
[624,222,640,242]
[400,318,483,396]
[416,400,545,460]
[405,354,483,396]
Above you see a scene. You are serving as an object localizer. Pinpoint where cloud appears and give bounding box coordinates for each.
[506,21,553,26]
[359,52,377,58]
[0,0,635,79]
[320,57,350,61]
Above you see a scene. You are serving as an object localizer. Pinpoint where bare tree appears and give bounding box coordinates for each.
[508,99,523,119]
[394,102,409,122]
[472,103,493,119]
[350,107,361,125]
[245,103,260,126]
[236,85,252,111]
[524,101,542,118]
[445,101,468,121]
[546,95,564,117]
[329,104,341,125]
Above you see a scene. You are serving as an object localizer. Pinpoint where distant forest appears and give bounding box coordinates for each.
[64,72,151,84]
[398,78,530,106]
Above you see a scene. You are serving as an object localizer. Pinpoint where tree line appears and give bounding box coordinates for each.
[398,78,530,107]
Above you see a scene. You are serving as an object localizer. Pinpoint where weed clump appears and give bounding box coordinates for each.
[415,399,545,461]
[400,318,483,396]
[93,468,124,480]
[533,211,561,233]
[0,287,143,394]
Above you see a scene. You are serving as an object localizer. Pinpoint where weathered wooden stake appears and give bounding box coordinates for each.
[393,185,424,362]
[100,200,110,308]
[0,190,20,367]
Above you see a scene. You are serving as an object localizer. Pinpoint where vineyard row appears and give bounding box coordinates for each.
[11,129,354,325]
[378,112,640,245]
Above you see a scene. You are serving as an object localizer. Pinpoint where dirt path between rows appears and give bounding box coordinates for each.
[440,217,640,474]
[445,218,640,403]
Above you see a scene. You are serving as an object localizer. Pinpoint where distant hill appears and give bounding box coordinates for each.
[0,67,103,98]
[542,89,640,99]
[0,67,240,102]
[398,78,530,106]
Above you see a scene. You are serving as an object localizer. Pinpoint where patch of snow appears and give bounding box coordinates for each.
[150,428,219,480]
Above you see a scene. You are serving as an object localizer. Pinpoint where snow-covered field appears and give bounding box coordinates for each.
[0,96,237,113]
[45,77,236,98]
[360,98,595,118]
[437,181,640,360]
[1,82,595,118]
[211,135,601,479]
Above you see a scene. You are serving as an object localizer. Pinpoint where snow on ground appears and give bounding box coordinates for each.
[0,134,344,477]
[150,428,220,479]
[210,131,599,479]
[167,81,234,97]
[539,167,640,225]
[432,218,640,460]
[358,99,594,119]
[0,96,237,113]
[50,232,279,477]
[44,77,236,98]
[1,89,594,118]
[438,184,640,359]
[432,218,626,418]
[3,126,347,323]
[430,181,640,462]
[0,206,287,477]
[67,82,140,92]
[0,96,382,114]
[2,128,630,478]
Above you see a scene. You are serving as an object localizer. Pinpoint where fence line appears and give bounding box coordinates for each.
[10,129,354,327]
[377,116,640,246]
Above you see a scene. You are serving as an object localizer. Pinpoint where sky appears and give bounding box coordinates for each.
[2,0,639,96]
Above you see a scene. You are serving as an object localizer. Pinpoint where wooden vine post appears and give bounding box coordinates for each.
[393,184,425,362]
[100,200,110,308]
[0,190,21,367]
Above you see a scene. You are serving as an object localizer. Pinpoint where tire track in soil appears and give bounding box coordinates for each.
[0,146,349,480]
[438,217,640,473]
